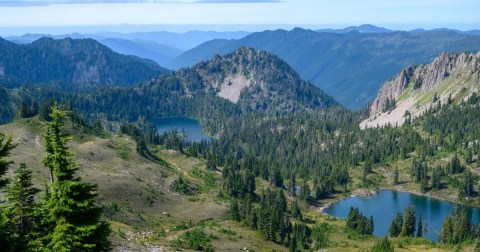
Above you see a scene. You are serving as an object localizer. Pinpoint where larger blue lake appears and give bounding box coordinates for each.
[153,117,210,142]
[324,189,480,242]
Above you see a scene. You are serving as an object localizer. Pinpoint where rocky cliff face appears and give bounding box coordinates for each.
[370,66,415,115]
[363,51,480,128]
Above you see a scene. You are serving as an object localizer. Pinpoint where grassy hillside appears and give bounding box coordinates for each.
[1,116,475,251]
[0,117,284,251]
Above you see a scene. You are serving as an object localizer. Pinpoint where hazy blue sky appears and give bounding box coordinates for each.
[0,0,479,33]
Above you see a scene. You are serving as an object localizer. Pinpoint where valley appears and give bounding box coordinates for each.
[1,11,480,251]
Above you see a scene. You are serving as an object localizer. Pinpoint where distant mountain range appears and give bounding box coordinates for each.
[315,24,480,36]
[0,37,167,87]
[5,30,251,68]
[168,27,480,109]
[316,24,395,34]
[5,25,480,109]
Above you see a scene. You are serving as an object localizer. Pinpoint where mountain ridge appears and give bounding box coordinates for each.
[169,28,480,109]
[0,36,168,87]
[361,51,480,128]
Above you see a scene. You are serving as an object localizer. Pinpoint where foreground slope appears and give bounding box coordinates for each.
[170,28,480,109]
[0,37,167,87]
[361,51,480,128]
[0,118,289,251]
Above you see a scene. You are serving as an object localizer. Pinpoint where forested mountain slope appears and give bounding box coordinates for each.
[170,28,480,109]
[56,47,337,122]
[0,37,168,87]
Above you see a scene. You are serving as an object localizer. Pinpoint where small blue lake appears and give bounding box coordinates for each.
[153,117,210,142]
[324,189,480,242]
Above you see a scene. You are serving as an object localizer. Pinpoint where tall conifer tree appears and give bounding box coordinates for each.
[3,163,42,251]
[43,104,111,251]
[0,134,16,250]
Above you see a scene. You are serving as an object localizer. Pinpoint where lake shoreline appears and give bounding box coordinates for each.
[152,116,213,142]
[320,187,480,242]
[320,185,480,215]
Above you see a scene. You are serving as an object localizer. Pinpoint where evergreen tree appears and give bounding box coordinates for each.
[288,172,297,197]
[366,216,374,235]
[389,212,403,237]
[299,180,310,201]
[347,207,359,230]
[401,206,416,237]
[346,207,372,235]
[291,199,302,220]
[431,167,442,190]
[3,163,42,251]
[30,101,39,117]
[462,170,475,197]
[439,206,473,244]
[0,133,15,188]
[370,237,394,252]
[206,153,216,170]
[289,236,297,252]
[416,215,423,237]
[393,167,399,185]
[440,216,454,244]
[450,155,462,175]
[311,223,329,250]
[18,101,28,118]
[230,199,241,221]
[42,105,111,251]
[0,133,16,249]
[271,170,284,188]
[465,149,474,164]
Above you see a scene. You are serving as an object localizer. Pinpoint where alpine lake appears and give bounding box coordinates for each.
[324,189,480,242]
[153,117,210,142]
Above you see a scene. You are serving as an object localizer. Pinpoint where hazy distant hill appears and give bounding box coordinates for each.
[5,30,251,69]
[170,28,480,109]
[99,30,251,50]
[316,24,394,34]
[97,38,182,67]
[0,37,167,86]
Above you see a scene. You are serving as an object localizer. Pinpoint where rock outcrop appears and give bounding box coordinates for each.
[362,51,480,128]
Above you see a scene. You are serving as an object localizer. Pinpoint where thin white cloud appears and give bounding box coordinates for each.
[0,0,278,6]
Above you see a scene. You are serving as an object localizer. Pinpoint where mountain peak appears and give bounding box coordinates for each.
[152,47,338,113]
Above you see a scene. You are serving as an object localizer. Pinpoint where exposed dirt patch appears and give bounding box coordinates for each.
[217,74,251,103]
[360,97,416,129]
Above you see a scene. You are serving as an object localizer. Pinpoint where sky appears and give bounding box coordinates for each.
[0,0,479,34]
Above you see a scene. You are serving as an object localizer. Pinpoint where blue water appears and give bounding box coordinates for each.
[153,117,210,142]
[324,189,480,242]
